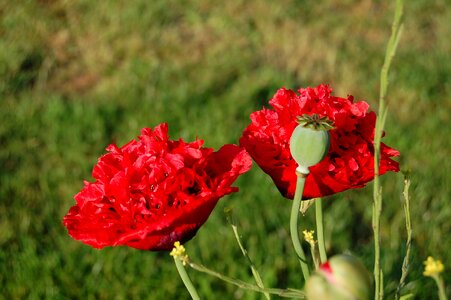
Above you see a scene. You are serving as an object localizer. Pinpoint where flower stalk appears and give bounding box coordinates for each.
[173,257,201,300]
[395,174,412,299]
[188,261,305,298]
[303,230,319,269]
[171,242,200,300]
[373,0,404,299]
[315,198,328,263]
[225,208,270,300]
[432,276,448,300]
[290,171,310,281]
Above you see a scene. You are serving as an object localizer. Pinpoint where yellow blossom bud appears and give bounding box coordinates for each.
[170,241,189,265]
[423,256,444,277]
[303,230,316,247]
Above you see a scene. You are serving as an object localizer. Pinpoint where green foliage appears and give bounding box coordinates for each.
[1,0,449,298]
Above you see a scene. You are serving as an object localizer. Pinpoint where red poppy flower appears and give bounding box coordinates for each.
[63,123,252,251]
[240,84,399,199]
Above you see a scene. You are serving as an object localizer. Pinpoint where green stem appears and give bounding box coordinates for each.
[230,223,270,300]
[189,262,305,298]
[433,275,448,300]
[290,172,310,281]
[173,257,201,300]
[308,242,319,269]
[315,198,327,263]
[373,1,404,299]
[395,175,412,299]
[372,182,383,300]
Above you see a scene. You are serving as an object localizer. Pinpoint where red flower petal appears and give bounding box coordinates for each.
[240,84,400,199]
[63,123,252,250]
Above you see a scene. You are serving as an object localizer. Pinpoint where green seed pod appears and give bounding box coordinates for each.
[289,114,333,174]
[305,254,373,300]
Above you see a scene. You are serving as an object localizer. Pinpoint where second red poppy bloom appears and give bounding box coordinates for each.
[240,84,400,199]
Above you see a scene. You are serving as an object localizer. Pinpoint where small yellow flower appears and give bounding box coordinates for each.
[170,241,190,265]
[170,241,185,257]
[303,230,316,247]
[423,256,444,277]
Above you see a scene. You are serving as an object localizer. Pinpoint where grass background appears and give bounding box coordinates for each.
[1,0,449,299]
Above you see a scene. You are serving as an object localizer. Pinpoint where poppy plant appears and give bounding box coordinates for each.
[63,123,252,251]
[240,84,399,199]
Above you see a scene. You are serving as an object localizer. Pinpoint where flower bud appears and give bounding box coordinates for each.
[305,254,373,300]
[289,114,333,174]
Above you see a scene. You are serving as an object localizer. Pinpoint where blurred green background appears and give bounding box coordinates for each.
[1,0,449,299]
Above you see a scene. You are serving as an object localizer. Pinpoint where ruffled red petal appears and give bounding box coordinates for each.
[240,84,400,199]
[63,124,252,250]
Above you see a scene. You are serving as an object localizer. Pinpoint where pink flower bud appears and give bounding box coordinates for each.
[305,254,373,300]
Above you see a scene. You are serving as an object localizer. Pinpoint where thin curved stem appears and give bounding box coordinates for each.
[230,223,270,299]
[189,262,305,299]
[395,175,412,299]
[290,172,310,281]
[173,257,201,300]
[315,198,327,263]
